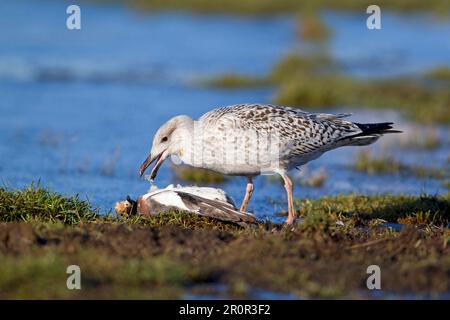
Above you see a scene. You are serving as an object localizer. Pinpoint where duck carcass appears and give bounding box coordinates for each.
[115,185,257,226]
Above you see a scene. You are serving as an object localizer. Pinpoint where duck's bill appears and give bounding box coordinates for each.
[139,150,168,180]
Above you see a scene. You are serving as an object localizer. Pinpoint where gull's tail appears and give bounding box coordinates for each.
[340,122,402,146]
[354,122,402,136]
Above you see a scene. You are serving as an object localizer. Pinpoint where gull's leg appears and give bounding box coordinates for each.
[240,177,254,212]
[281,174,295,225]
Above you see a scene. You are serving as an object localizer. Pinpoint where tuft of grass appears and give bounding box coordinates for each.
[0,184,100,225]
[424,66,450,81]
[353,151,448,179]
[269,52,336,81]
[202,52,337,88]
[173,165,228,184]
[353,151,401,175]
[299,193,450,225]
[198,73,269,89]
[442,180,450,190]
[297,13,330,42]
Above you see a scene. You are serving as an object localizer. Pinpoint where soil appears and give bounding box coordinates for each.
[0,221,448,299]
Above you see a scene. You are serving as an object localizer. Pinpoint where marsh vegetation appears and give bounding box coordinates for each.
[353,151,448,179]
[0,186,449,299]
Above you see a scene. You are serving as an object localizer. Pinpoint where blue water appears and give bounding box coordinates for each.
[0,0,449,220]
[322,11,450,77]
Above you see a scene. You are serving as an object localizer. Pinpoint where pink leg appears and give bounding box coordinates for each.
[282,174,295,225]
[240,177,254,212]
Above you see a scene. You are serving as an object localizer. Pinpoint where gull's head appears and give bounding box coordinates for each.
[139,115,193,179]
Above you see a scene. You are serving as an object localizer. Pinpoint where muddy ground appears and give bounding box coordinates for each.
[0,217,448,299]
[0,187,449,299]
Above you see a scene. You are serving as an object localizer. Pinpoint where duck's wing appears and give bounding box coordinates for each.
[175,191,257,226]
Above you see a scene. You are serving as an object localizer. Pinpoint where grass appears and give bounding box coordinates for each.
[353,151,448,179]
[0,184,100,225]
[124,210,245,232]
[127,0,450,15]
[0,250,201,299]
[296,193,450,225]
[269,52,337,81]
[199,73,269,89]
[424,66,450,81]
[0,185,449,298]
[297,13,330,42]
[353,152,401,175]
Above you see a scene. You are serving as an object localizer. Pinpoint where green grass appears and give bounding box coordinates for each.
[123,210,246,232]
[424,66,450,81]
[199,73,269,89]
[353,151,448,179]
[126,0,450,15]
[0,250,203,299]
[3,185,448,228]
[269,52,337,81]
[297,193,450,225]
[0,184,100,225]
[296,13,331,42]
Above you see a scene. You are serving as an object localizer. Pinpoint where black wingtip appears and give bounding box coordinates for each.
[354,122,401,136]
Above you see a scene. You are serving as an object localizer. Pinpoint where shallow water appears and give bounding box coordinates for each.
[0,0,449,221]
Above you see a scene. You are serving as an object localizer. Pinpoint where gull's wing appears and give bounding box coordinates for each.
[199,104,398,163]
[175,191,257,226]
[199,104,362,159]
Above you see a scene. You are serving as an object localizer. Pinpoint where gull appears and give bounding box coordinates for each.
[115,184,256,226]
[139,103,400,225]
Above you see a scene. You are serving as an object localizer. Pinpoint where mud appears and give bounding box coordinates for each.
[0,220,448,299]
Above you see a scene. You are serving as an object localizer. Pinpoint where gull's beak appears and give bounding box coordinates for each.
[139,150,169,180]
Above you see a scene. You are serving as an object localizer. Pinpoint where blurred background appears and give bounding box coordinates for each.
[0,0,449,221]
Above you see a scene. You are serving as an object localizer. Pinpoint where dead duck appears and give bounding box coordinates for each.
[115,185,257,226]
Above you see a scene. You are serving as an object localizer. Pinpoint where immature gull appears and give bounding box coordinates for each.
[139,104,400,225]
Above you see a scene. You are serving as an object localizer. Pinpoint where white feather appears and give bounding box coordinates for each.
[145,184,233,204]
[142,184,236,214]
[150,190,191,211]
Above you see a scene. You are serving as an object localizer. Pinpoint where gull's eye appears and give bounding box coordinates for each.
[161,137,168,143]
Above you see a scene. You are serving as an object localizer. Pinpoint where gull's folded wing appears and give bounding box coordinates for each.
[175,191,257,226]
